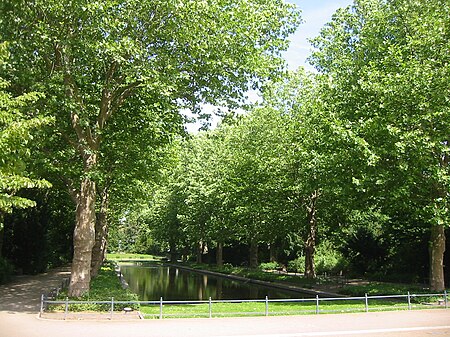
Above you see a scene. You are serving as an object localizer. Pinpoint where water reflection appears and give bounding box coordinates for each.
[119,262,308,301]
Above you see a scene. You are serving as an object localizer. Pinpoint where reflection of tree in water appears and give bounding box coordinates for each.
[216,278,223,300]
[120,263,305,300]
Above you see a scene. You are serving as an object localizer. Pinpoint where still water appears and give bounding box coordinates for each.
[119,262,308,301]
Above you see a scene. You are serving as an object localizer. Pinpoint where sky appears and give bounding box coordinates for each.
[186,0,354,132]
[284,0,353,71]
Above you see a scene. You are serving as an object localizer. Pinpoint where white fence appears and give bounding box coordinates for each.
[40,291,449,320]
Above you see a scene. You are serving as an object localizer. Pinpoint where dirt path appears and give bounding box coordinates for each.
[0,266,70,314]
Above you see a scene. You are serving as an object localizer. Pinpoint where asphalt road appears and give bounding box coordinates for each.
[0,310,449,337]
[1,267,449,337]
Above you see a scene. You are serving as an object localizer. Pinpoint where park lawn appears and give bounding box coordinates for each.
[139,298,425,319]
[106,253,161,261]
[49,261,139,312]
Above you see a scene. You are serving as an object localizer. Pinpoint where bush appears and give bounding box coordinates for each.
[287,257,305,273]
[259,262,280,271]
[0,257,14,284]
[286,242,348,275]
[315,241,348,275]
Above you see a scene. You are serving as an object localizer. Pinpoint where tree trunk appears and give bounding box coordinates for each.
[68,174,97,297]
[305,190,319,279]
[249,238,258,269]
[197,240,207,263]
[169,242,177,262]
[216,242,223,267]
[269,242,277,263]
[91,188,109,278]
[0,212,4,258]
[429,224,446,291]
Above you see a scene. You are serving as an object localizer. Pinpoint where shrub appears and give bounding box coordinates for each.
[286,242,348,275]
[259,262,280,271]
[315,241,348,275]
[287,257,305,273]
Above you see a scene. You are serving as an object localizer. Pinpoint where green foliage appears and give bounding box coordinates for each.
[3,188,73,274]
[259,262,280,271]
[0,256,14,284]
[315,241,348,275]
[0,42,52,214]
[287,258,305,274]
[310,0,450,289]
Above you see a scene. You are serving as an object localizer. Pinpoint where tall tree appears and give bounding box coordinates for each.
[0,43,51,254]
[1,0,300,296]
[310,0,450,290]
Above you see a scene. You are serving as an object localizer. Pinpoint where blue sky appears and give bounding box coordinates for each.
[186,0,354,132]
[283,0,353,70]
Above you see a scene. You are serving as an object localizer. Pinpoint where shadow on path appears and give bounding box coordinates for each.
[0,266,70,314]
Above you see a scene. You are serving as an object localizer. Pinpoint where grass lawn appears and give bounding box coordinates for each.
[48,261,139,312]
[139,298,437,319]
[106,253,162,261]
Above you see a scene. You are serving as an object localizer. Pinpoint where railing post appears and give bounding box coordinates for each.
[159,297,163,319]
[444,290,448,309]
[64,297,69,320]
[110,297,114,320]
[39,294,44,317]
[315,295,319,314]
[265,296,269,317]
[407,292,411,310]
[365,293,369,312]
[209,297,212,318]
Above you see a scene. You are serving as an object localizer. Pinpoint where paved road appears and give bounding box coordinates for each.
[0,268,449,337]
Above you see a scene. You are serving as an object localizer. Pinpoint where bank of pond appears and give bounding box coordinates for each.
[119,261,315,301]
[45,261,448,319]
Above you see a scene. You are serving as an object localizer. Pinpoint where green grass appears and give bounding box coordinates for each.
[139,298,435,319]
[49,261,139,312]
[339,282,430,297]
[106,253,161,261]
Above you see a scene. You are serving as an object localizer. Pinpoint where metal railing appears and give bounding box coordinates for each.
[40,290,448,320]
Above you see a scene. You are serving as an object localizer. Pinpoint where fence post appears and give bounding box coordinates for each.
[407,292,411,310]
[315,295,319,314]
[444,290,448,309]
[39,294,44,317]
[265,296,269,317]
[159,297,163,319]
[365,293,369,312]
[209,297,212,318]
[64,297,69,320]
[110,297,114,320]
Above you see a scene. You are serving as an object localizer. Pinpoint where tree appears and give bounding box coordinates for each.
[1,0,300,296]
[310,0,450,290]
[0,43,51,255]
[90,90,183,277]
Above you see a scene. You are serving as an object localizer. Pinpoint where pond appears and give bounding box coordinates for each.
[119,262,312,301]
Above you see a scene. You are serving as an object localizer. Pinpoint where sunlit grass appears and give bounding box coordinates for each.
[106,253,161,261]
[138,298,436,319]
[48,262,139,312]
